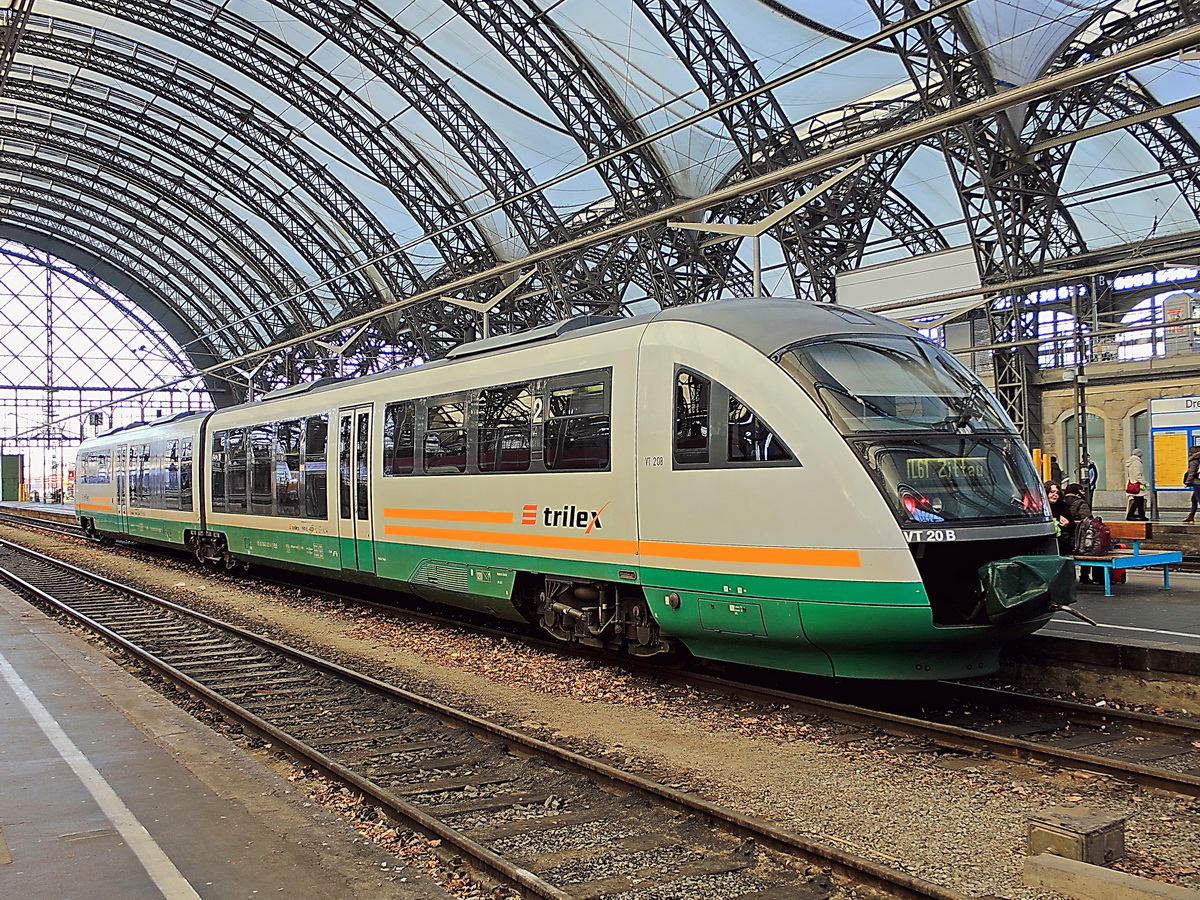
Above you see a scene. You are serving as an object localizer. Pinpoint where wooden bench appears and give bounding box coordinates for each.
[1073,521,1184,596]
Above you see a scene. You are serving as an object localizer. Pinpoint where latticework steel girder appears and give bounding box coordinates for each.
[0,186,248,400]
[0,172,263,360]
[62,0,523,354]
[865,0,1098,443]
[0,113,297,350]
[20,20,412,335]
[0,244,193,394]
[6,74,323,324]
[8,72,328,355]
[240,0,600,322]
[0,0,1197,429]
[632,0,952,301]
[1024,73,1200,262]
[442,0,750,309]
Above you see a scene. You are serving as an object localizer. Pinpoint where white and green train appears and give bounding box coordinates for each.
[75,299,1073,680]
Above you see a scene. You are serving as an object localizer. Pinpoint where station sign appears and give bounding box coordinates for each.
[1149,396,1200,491]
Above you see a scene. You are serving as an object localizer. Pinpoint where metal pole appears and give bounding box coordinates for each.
[752,235,762,298]
[1072,285,1089,500]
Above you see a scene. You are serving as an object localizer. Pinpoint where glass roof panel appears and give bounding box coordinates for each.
[962,0,1112,87]
[531,0,740,197]
[710,0,912,126]
[1060,129,1197,248]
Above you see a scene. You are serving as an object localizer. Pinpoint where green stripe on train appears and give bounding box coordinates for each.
[83,513,1010,678]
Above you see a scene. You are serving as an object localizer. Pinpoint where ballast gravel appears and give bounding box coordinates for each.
[6,525,1200,900]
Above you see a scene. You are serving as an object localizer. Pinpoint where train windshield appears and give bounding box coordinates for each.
[776,335,1013,435]
[778,336,1047,524]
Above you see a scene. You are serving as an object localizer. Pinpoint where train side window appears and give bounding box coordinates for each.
[382,401,415,476]
[673,369,710,465]
[180,438,193,511]
[544,374,610,471]
[302,415,328,519]
[87,450,111,485]
[339,414,353,519]
[355,411,371,520]
[250,424,274,515]
[152,441,166,509]
[276,420,302,517]
[211,432,227,510]
[728,396,793,464]
[132,444,150,506]
[127,446,139,505]
[478,383,532,473]
[225,428,248,512]
[165,439,180,508]
[425,397,467,474]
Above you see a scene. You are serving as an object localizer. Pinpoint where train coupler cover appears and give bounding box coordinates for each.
[976,555,1076,624]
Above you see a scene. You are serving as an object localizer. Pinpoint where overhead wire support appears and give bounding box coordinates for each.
[17,14,1200,439]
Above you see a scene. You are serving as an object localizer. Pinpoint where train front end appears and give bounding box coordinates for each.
[775,330,1074,673]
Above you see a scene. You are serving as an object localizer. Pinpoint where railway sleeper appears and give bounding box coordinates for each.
[529,577,675,658]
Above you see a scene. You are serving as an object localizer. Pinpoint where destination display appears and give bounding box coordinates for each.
[905,456,988,480]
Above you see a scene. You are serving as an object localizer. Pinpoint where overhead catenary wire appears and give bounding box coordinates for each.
[16,19,1200,442]
[11,5,1200,443]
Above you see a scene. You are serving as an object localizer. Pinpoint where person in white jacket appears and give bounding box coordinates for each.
[1124,448,1147,521]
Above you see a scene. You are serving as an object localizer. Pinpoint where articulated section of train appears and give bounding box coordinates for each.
[75,300,1074,680]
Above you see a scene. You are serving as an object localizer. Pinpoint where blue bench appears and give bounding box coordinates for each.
[1074,521,1184,596]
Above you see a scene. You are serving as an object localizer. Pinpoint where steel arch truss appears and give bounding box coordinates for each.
[865,0,1094,442]
[632,0,949,301]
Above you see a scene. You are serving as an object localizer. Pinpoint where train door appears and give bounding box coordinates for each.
[114,444,129,534]
[337,406,376,573]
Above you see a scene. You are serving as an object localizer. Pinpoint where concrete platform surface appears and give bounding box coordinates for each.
[1038,566,1200,659]
[0,585,448,900]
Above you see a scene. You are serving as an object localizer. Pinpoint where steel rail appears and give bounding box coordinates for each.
[0,537,969,900]
[11,520,1197,798]
[632,668,1200,797]
[0,509,87,539]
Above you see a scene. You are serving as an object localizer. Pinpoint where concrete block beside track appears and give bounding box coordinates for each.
[1024,853,1200,900]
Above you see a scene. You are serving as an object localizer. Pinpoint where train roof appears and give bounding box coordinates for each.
[260,299,907,403]
[437,298,912,366]
[105,300,917,430]
[648,298,914,357]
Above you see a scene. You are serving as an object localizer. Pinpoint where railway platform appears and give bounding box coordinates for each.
[1028,567,1200,677]
[0,582,449,900]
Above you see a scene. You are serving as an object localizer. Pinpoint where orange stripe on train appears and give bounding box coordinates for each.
[384,524,636,555]
[382,524,860,568]
[383,508,513,524]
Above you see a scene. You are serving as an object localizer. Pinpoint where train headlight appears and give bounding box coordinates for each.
[899,486,945,523]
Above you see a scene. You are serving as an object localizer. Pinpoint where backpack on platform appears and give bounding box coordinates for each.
[1073,516,1111,555]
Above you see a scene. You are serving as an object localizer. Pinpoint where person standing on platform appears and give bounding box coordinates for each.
[1084,453,1098,504]
[1124,448,1147,521]
[1050,455,1064,485]
[1185,444,1200,524]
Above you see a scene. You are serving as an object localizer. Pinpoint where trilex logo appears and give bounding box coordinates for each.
[521,503,606,533]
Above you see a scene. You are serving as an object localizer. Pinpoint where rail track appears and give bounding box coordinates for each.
[0,537,973,900]
[4,510,1199,801]
[6,507,1200,789]
[0,508,86,539]
[649,666,1200,797]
